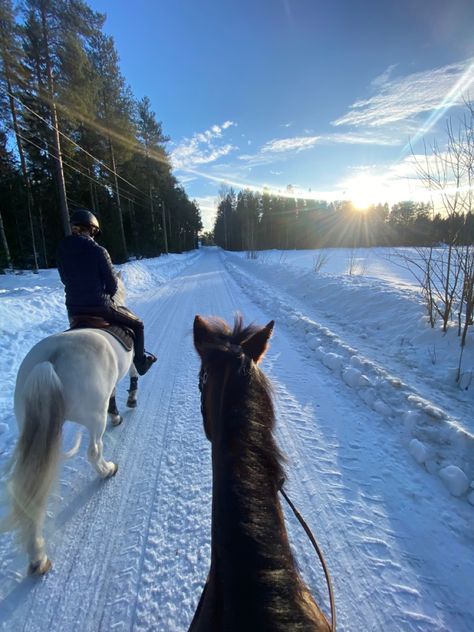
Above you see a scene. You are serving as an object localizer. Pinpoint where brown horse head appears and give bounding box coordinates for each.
[190,314,331,632]
[193,314,274,441]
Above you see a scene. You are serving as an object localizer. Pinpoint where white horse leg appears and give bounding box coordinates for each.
[126,364,139,408]
[87,420,118,478]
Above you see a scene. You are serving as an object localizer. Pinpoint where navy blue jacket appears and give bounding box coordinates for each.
[57,234,118,310]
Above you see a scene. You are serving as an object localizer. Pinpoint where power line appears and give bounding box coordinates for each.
[3,88,150,197]
[15,129,152,214]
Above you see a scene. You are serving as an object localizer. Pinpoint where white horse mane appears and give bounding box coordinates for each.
[114,271,126,306]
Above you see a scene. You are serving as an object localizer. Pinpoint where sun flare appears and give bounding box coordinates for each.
[345,173,390,211]
[352,196,372,212]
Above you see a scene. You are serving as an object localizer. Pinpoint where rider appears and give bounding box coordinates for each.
[57,208,157,376]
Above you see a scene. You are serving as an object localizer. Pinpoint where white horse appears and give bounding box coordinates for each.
[4,274,138,575]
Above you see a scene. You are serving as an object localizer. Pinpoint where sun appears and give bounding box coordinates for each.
[352,196,371,212]
[344,173,387,211]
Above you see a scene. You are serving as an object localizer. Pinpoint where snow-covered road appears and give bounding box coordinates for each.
[1,249,473,632]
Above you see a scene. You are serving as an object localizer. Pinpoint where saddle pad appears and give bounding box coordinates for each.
[68,323,134,352]
[105,325,135,352]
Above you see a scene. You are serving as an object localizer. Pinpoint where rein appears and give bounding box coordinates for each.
[279,483,336,632]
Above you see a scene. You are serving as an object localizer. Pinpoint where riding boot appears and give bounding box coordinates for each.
[134,352,157,376]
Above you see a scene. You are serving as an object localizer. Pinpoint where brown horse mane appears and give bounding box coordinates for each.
[197,315,325,630]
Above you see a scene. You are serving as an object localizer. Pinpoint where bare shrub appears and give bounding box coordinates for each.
[312,250,329,273]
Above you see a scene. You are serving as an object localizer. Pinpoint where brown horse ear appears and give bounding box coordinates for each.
[241,320,274,364]
[194,315,213,356]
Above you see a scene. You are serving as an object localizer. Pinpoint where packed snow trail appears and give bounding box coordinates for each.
[0,249,472,632]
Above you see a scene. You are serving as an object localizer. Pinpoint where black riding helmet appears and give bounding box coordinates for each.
[70,208,101,235]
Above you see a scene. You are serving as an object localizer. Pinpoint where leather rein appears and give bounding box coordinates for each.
[279,483,336,631]
[198,362,336,631]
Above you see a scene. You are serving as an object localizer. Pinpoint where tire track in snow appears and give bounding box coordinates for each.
[130,251,253,631]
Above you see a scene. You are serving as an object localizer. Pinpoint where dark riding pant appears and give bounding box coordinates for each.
[68,304,145,363]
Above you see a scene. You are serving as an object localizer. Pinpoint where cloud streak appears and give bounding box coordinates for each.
[261,136,320,153]
[237,129,400,169]
[332,58,474,129]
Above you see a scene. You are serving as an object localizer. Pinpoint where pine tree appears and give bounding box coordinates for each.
[0,0,40,268]
[134,95,171,255]
[89,31,136,261]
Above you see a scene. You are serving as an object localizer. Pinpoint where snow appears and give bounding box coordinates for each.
[0,246,473,631]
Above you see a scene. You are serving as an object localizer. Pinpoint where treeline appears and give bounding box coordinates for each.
[213,189,474,252]
[0,0,201,271]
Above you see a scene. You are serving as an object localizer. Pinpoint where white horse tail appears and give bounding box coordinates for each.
[7,361,64,564]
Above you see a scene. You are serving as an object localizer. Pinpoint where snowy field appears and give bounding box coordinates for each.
[0,246,473,631]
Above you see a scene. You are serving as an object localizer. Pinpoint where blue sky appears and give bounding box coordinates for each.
[89,0,474,230]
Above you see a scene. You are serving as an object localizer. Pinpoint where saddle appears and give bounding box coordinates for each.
[68,315,134,352]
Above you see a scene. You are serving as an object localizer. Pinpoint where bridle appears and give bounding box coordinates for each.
[198,366,209,429]
[198,359,336,631]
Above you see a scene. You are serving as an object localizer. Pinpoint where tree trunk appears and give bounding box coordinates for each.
[37,201,48,267]
[109,140,128,258]
[161,200,168,254]
[128,198,138,255]
[40,4,70,237]
[148,183,158,249]
[0,208,13,270]
[6,77,39,270]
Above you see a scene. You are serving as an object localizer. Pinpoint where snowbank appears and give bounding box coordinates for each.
[223,249,474,505]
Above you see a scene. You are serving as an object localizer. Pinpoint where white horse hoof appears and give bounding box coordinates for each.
[111,414,122,427]
[108,463,118,477]
[28,557,52,576]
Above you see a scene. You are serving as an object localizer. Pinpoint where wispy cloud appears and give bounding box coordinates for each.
[332,58,474,129]
[171,121,237,169]
[236,135,321,167]
[237,129,399,169]
[370,64,398,88]
[324,131,401,146]
[261,135,320,153]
